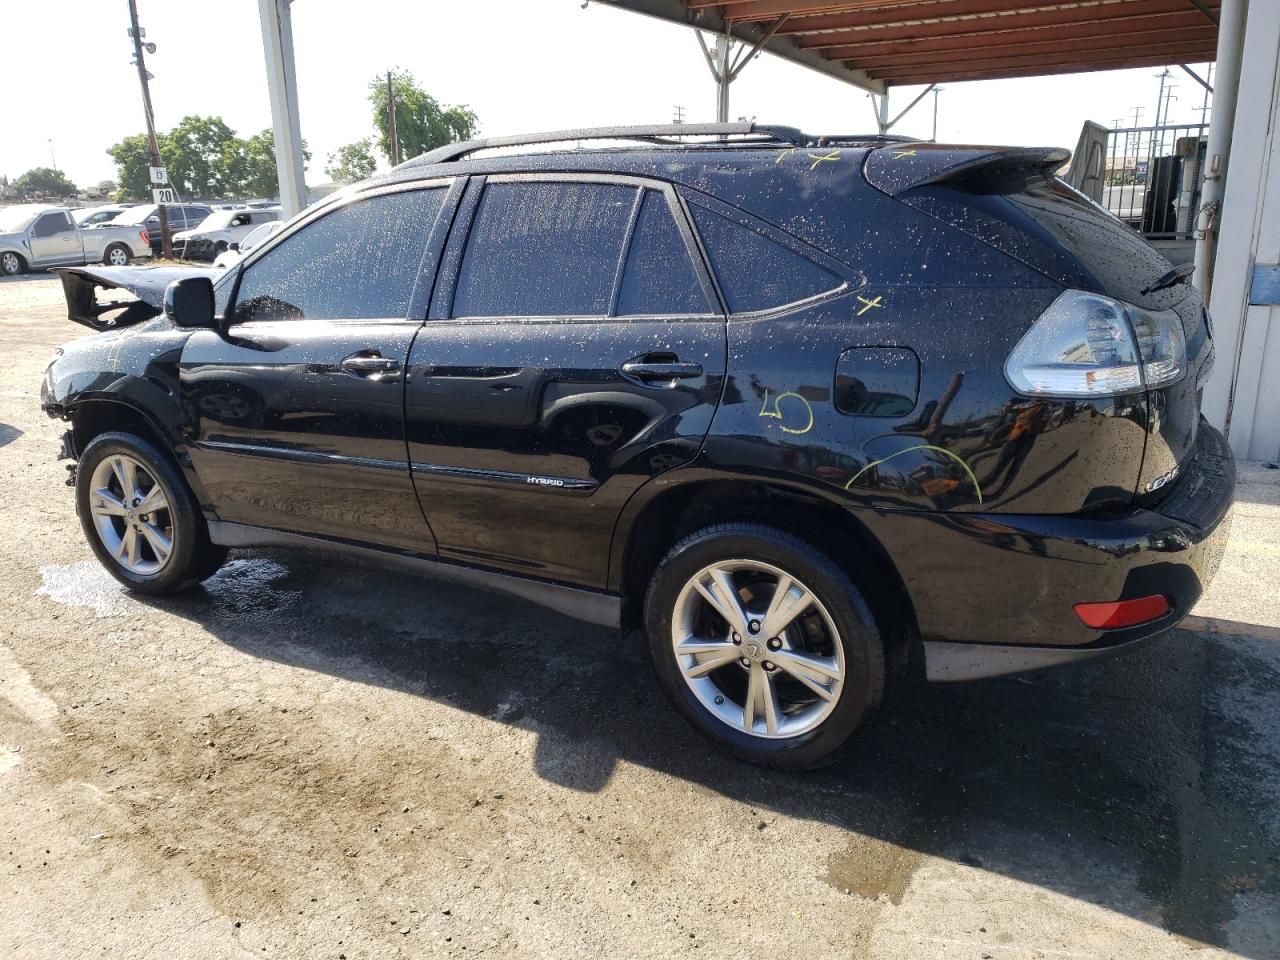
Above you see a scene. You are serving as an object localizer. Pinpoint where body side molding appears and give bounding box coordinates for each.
[207,521,621,628]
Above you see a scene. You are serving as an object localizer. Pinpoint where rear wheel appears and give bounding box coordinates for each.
[645,523,885,769]
[104,243,130,266]
[1,251,25,276]
[76,431,227,594]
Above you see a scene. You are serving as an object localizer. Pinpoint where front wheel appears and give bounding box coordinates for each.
[75,431,227,594]
[1,251,26,276]
[104,244,130,266]
[645,523,885,769]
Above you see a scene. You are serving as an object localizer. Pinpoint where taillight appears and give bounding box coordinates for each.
[1005,290,1187,397]
[140,229,150,245]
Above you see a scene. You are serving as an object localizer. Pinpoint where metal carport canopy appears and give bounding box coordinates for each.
[605,0,1220,89]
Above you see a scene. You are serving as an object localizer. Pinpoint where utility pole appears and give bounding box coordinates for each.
[127,0,172,258]
[672,104,686,125]
[386,71,401,167]
[48,139,57,170]
[1150,68,1170,158]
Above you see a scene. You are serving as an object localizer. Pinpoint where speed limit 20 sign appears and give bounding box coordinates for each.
[152,187,177,204]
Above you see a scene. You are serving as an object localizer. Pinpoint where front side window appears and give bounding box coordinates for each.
[33,213,72,237]
[453,181,635,318]
[689,203,843,313]
[232,188,446,323]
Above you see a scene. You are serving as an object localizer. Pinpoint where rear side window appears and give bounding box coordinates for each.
[689,204,842,313]
[616,190,708,316]
[233,188,445,322]
[453,181,634,317]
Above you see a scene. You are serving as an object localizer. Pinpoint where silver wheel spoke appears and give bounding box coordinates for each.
[677,636,741,678]
[743,665,782,735]
[137,522,172,564]
[761,574,815,639]
[693,566,749,636]
[112,458,139,503]
[771,648,841,688]
[136,483,167,514]
[90,488,128,517]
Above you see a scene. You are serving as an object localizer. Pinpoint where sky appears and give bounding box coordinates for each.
[1,0,1215,190]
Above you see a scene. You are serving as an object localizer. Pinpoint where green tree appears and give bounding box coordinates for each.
[368,70,478,163]
[106,134,152,201]
[13,167,77,198]
[161,115,239,198]
[326,138,377,183]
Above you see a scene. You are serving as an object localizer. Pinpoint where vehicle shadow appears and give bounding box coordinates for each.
[143,548,1280,957]
[0,424,21,448]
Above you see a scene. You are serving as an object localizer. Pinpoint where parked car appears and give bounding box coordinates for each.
[111,203,213,256]
[40,124,1234,768]
[73,205,131,228]
[175,207,281,261]
[212,219,285,269]
[0,204,152,274]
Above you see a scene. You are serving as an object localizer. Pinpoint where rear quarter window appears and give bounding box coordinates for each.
[688,202,843,313]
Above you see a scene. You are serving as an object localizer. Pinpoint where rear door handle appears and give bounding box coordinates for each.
[620,360,704,384]
[340,353,401,376]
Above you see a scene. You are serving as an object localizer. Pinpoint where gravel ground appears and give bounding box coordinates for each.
[1,273,1278,960]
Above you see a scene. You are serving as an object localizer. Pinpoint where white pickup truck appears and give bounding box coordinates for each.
[0,204,153,276]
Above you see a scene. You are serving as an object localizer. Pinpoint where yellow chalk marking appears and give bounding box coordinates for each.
[892,149,917,159]
[856,295,884,316]
[759,389,815,436]
[844,444,984,504]
[807,151,840,170]
[774,147,796,165]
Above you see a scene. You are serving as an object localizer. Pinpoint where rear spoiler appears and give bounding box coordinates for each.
[51,265,213,331]
[864,145,1071,197]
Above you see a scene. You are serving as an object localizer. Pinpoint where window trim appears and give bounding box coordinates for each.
[432,172,722,324]
[220,176,460,327]
[677,186,866,319]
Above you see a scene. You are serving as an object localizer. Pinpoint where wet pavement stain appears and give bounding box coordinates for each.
[824,835,922,904]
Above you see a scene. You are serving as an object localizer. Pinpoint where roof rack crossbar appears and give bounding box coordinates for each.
[400,123,809,168]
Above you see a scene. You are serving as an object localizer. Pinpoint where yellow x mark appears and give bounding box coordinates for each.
[891,149,917,159]
[856,295,884,316]
[807,150,840,170]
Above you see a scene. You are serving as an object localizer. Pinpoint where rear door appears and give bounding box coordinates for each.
[182,181,459,552]
[405,174,726,587]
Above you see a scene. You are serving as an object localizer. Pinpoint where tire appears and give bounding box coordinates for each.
[644,522,885,769]
[75,431,227,594]
[103,244,130,267]
[0,251,26,276]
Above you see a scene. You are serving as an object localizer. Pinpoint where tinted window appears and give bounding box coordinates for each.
[33,213,72,237]
[689,204,842,313]
[233,188,445,322]
[617,190,708,316]
[453,181,634,317]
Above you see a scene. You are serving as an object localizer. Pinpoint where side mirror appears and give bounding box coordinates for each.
[227,242,240,252]
[164,276,216,329]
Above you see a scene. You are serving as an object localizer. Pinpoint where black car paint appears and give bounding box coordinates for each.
[41,139,1234,678]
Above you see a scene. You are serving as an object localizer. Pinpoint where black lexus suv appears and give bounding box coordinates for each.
[41,124,1234,768]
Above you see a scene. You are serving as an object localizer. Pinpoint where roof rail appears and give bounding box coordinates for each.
[399,123,809,168]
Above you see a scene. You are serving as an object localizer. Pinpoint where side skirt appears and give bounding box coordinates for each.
[923,634,1160,682]
[208,521,622,630]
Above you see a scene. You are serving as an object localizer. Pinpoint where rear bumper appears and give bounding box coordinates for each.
[868,420,1235,681]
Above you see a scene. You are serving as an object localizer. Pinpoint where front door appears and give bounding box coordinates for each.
[29,211,81,265]
[405,175,727,588]
[182,182,458,552]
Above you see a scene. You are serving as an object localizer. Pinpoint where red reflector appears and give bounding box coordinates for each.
[1074,595,1170,629]
[140,229,150,245]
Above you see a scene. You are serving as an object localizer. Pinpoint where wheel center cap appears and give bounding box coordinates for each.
[743,640,766,662]
[126,509,136,521]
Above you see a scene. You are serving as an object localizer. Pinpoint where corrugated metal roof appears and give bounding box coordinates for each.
[609,0,1219,88]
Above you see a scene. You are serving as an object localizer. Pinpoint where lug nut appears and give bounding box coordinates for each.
[739,657,751,668]
[767,638,782,650]
[748,620,761,634]
[732,633,741,644]
[763,661,776,671]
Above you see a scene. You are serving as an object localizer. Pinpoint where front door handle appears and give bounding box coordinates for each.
[340,353,401,376]
[620,359,704,385]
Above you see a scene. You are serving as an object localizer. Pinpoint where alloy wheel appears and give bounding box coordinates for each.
[671,559,845,739]
[1,252,19,275]
[107,246,128,266]
[88,454,174,575]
